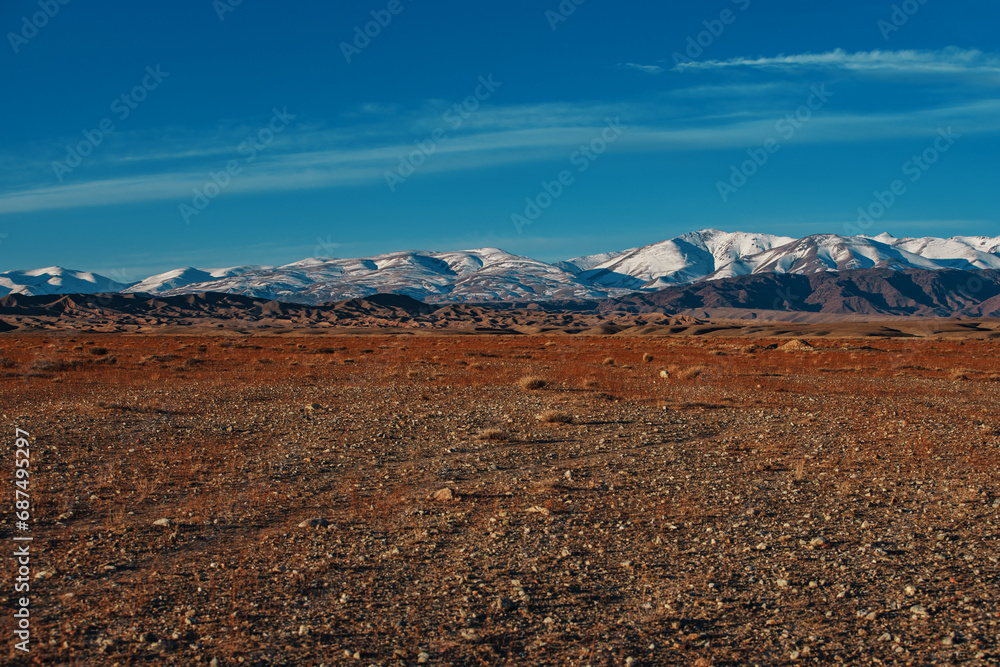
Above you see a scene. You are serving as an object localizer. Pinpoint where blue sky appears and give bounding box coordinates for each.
[1,0,998,279]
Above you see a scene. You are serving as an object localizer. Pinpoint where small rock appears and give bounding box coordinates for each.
[910,604,929,617]
[34,570,54,580]
[755,542,767,550]
[495,596,517,612]
[57,511,73,521]
[432,488,454,502]
[460,629,482,642]
[543,616,555,625]
[809,537,828,548]
[297,518,329,528]
[152,518,173,527]
[305,403,322,411]
[904,585,916,596]
[417,652,430,664]
[776,579,789,588]
[298,625,310,636]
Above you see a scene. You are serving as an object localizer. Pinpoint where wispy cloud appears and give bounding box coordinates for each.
[3,56,1000,217]
[620,62,664,75]
[674,47,1000,78]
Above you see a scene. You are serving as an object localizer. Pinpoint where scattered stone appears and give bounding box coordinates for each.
[495,596,517,612]
[152,518,173,527]
[460,629,482,642]
[298,518,329,528]
[432,488,455,502]
[417,652,430,664]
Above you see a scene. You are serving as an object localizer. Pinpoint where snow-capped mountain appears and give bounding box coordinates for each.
[124,266,267,294]
[7,229,1000,304]
[0,267,133,297]
[147,248,621,304]
[562,229,796,289]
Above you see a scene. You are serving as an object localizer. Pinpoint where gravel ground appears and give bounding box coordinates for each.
[1,333,998,665]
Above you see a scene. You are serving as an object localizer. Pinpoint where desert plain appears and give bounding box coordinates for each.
[1,324,1000,665]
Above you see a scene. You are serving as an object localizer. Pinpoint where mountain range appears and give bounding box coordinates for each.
[6,229,1000,305]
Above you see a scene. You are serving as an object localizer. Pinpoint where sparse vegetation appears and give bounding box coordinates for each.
[537,409,573,424]
[518,376,548,390]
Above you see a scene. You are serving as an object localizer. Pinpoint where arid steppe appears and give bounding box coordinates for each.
[2,330,999,665]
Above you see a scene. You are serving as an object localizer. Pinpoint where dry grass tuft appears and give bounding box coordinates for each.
[664,364,706,381]
[518,376,548,390]
[537,410,573,424]
[475,428,507,441]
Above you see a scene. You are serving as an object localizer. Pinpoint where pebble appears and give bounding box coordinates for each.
[432,488,454,502]
[460,629,482,642]
[152,518,173,527]
[809,537,828,548]
[298,518,329,528]
[418,652,430,663]
[776,579,789,588]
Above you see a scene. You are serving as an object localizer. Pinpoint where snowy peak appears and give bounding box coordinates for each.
[7,230,1000,304]
[0,266,134,297]
[566,229,796,289]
